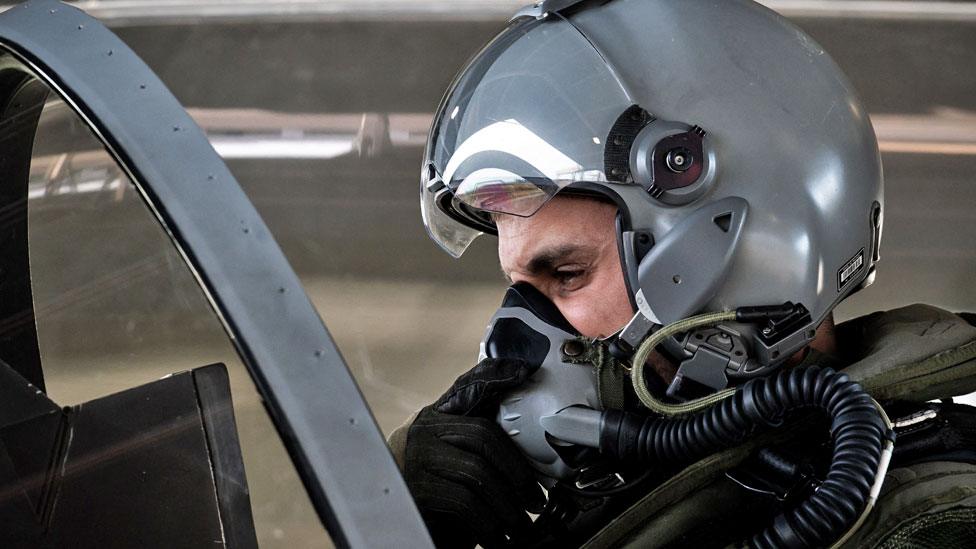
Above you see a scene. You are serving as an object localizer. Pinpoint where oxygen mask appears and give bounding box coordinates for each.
[480,282,605,483]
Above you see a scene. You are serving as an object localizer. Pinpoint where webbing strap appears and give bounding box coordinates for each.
[562,337,626,410]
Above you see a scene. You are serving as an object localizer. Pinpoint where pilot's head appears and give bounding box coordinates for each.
[421,0,882,385]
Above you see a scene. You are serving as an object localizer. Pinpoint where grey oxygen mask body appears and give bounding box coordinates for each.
[480,282,601,483]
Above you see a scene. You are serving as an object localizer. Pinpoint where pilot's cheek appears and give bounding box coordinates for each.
[558,290,632,339]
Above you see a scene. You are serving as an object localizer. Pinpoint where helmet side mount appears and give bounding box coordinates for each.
[604,105,714,207]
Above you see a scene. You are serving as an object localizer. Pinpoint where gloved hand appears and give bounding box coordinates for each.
[405,357,546,548]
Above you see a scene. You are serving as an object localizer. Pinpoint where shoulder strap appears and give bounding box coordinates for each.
[837,305,976,401]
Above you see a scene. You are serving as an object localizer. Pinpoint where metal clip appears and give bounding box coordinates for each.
[893,408,938,429]
[511,0,590,21]
[574,465,625,491]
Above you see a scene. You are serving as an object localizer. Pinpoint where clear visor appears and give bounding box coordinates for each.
[421,15,633,257]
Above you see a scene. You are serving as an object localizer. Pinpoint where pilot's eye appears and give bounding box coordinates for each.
[553,268,586,291]
[554,269,581,281]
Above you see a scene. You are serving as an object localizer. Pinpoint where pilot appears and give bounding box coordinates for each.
[390,1,976,547]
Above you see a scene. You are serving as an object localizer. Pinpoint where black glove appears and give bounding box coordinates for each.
[405,357,546,548]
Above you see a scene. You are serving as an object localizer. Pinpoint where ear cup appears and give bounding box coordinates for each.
[634,197,748,325]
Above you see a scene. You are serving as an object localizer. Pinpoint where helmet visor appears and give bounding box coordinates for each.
[420,172,483,258]
[421,15,634,256]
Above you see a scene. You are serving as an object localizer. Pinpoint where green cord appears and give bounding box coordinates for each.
[630,310,738,416]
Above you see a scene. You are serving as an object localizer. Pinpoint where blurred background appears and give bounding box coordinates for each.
[4,0,976,547]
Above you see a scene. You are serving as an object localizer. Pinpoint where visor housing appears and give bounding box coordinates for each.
[421,15,633,257]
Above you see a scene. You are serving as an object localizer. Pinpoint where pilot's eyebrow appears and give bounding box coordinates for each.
[500,244,596,283]
[526,244,586,275]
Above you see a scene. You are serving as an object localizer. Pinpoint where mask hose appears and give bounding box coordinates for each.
[601,365,890,548]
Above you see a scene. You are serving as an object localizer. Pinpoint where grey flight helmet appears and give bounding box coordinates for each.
[421,0,883,389]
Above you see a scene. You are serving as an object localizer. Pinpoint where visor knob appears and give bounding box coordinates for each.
[628,118,713,205]
[665,147,694,173]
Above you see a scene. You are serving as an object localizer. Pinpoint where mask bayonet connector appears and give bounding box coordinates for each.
[752,303,811,345]
[735,302,798,323]
[734,302,814,367]
[612,311,658,359]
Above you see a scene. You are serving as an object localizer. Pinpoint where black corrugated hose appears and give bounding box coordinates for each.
[598,366,887,548]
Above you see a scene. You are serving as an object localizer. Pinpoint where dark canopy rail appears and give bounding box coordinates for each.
[0,1,432,546]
